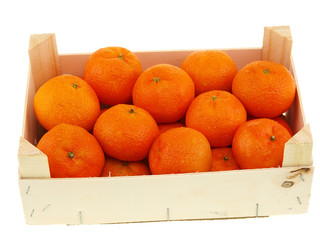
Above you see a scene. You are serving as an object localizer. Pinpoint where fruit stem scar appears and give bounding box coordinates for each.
[212,96,217,101]
[270,135,276,141]
[223,156,229,161]
[153,77,160,83]
[263,69,270,74]
[129,108,135,113]
[68,152,75,158]
[119,54,123,59]
[72,83,78,88]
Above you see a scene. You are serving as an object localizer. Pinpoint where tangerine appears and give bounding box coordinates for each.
[132,64,195,123]
[158,122,185,136]
[34,75,100,131]
[232,118,291,169]
[83,46,143,105]
[149,127,212,174]
[232,61,296,118]
[93,104,158,161]
[210,147,240,171]
[186,90,247,147]
[180,50,238,95]
[37,123,105,178]
[100,157,150,177]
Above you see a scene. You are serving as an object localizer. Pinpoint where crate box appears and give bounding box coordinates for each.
[18,26,313,225]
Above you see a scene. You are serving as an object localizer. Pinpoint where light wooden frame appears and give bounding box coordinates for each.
[18,26,314,225]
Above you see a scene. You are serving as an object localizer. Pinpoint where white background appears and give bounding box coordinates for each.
[1,0,319,239]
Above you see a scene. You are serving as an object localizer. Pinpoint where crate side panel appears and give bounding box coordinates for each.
[22,71,46,144]
[286,58,306,134]
[19,166,313,225]
[59,54,90,78]
[28,34,60,91]
[58,48,262,77]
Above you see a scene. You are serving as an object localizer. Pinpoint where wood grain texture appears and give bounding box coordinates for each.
[28,34,60,91]
[262,26,293,69]
[18,29,314,224]
[283,124,313,167]
[18,137,50,178]
[19,166,313,225]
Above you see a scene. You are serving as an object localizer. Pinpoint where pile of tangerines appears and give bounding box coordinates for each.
[34,47,296,178]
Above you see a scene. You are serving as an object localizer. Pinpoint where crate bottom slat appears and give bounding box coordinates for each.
[19,166,313,225]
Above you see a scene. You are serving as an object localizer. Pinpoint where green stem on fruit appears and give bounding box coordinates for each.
[68,152,75,158]
[129,108,135,114]
[271,135,276,141]
[119,54,123,59]
[223,156,229,161]
[72,83,78,88]
[263,69,270,74]
[153,77,160,83]
[212,96,217,101]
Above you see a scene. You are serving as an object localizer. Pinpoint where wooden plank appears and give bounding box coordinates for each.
[19,166,313,225]
[18,137,50,179]
[262,26,293,69]
[283,124,313,167]
[28,33,60,91]
[286,57,307,134]
[22,70,46,145]
[58,48,262,77]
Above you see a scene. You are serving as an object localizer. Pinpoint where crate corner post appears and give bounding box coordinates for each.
[262,26,293,69]
[18,136,50,179]
[283,124,313,167]
[28,33,61,91]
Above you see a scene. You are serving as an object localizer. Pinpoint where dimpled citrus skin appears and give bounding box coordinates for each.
[93,104,159,161]
[180,50,238,95]
[132,64,195,123]
[33,75,100,131]
[37,123,105,178]
[185,90,247,147]
[157,122,185,136]
[273,115,294,136]
[100,157,151,177]
[83,47,143,105]
[210,147,240,171]
[148,127,212,174]
[232,118,291,169]
[232,61,296,118]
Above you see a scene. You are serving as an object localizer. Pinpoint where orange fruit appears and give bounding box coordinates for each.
[100,157,150,177]
[232,118,291,169]
[149,127,212,174]
[158,122,185,136]
[132,64,195,123]
[34,75,100,131]
[37,123,105,178]
[232,61,296,118]
[180,50,238,95]
[247,114,294,137]
[93,104,158,161]
[185,90,247,147]
[83,46,143,105]
[273,115,294,136]
[210,147,240,171]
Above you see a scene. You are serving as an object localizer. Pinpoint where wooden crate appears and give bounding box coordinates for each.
[18,26,313,225]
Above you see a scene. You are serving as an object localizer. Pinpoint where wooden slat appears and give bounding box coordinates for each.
[283,124,313,167]
[28,33,60,91]
[58,48,262,77]
[19,166,313,225]
[262,26,293,69]
[18,137,50,179]
[286,57,307,133]
[19,32,314,224]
